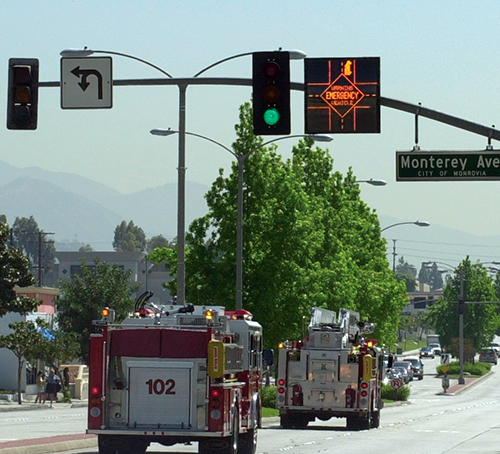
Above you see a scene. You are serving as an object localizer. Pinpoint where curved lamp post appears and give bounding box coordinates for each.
[381,220,430,232]
[383,220,430,273]
[344,179,387,186]
[151,129,333,309]
[60,47,305,306]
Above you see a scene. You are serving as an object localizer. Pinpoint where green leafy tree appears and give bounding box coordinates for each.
[150,102,407,348]
[0,222,38,316]
[426,258,500,352]
[113,220,146,252]
[0,320,45,404]
[57,259,140,362]
[11,216,55,276]
[28,318,80,374]
[147,234,173,253]
[79,244,94,252]
[395,256,417,292]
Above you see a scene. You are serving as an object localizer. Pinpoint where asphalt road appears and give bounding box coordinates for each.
[1,354,497,454]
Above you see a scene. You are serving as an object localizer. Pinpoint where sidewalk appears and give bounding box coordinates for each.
[0,434,96,454]
[0,399,93,454]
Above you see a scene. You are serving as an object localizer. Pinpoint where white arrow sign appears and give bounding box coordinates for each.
[61,57,112,109]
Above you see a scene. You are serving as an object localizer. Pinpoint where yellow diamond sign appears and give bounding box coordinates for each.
[320,73,365,118]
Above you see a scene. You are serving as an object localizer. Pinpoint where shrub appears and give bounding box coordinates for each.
[381,383,410,401]
[262,386,277,408]
[436,360,491,376]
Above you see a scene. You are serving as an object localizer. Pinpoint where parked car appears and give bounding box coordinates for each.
[479,348,498,365]
[383,368,405,386]
[405,357,424,380]
[420,346,435,359]
[391,365,410,383]
[428,343,442,355]
[490,342,500,354]
[393,361,414,381]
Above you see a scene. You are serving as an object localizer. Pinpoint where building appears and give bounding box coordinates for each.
[0,286,59,392]
[53,251,173,305]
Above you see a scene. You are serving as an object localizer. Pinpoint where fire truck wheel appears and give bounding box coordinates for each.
[371,410,380,429]
[240,401,259,454]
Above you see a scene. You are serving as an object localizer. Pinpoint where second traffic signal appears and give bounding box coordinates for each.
[252,52,290,135]
[7,58,39,130]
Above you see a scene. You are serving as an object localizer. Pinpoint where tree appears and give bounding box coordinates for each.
[150,102,408,349]
[0,320,45,404]
[147,234,173,253]
[113,220,146,252]
[0,222,38,316]
[11,216,55,277]
[395,256,417,292]
[79,244,94,252]
[56,258,140,363]
[426,258,500,353]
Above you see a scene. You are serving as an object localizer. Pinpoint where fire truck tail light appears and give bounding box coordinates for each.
[90,406,101,418]
[360,382,368,389]
[210,389,221,400]
[90,386,100,396]
[278,387,285,394]
[360,390,368,397]
[278,379,285,386]
[210,409,221,420]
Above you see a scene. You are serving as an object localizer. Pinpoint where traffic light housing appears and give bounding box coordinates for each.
[458,297,465,315]
[252,52,290,135]
[7,58,39,130]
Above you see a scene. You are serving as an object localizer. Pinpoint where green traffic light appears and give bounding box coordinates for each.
[263,108,280,126]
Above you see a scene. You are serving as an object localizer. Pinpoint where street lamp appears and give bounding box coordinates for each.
[151,129,333,309]
[344,179,387,186]
[60,47,305,307]
[380,220,430,232]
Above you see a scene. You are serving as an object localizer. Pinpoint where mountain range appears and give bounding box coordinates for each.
[0,160,209,251]
[1,160,500,269]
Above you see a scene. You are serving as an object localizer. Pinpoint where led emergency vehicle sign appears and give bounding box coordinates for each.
[305,57,380,134]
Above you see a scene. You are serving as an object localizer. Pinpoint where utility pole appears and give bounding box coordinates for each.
[392,239,397,272]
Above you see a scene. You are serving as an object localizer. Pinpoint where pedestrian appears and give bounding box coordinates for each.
[34,371,45,404]
[43,369,60,408]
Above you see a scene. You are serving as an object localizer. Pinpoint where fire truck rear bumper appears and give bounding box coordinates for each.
[87,429,229,439]
[279,407,372,418]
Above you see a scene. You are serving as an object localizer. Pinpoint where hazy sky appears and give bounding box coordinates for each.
[2,1,500,268]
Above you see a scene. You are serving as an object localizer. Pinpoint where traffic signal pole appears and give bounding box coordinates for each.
[37,69,500,307]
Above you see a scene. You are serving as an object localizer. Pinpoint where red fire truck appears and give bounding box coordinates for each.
[88,296,265,454]
[276,307,384,430]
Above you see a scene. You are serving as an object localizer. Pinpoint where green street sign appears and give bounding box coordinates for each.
[396,150,500,181]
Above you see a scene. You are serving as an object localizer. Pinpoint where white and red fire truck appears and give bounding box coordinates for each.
[88,295,265,454]
[276,307,384,430]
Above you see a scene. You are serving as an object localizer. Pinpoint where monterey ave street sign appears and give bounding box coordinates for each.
[396,150,500,181]
[61,57,112,109]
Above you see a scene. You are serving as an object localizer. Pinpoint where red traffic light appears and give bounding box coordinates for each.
[7,58,39,130]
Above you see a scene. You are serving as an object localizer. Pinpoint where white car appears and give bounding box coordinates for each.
[428,343,442,355]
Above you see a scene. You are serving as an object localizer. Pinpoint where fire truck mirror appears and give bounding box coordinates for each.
[263,349,274,366]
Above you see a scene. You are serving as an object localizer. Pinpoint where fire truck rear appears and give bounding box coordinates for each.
[276,307,384,430]
[88,297,264,454]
